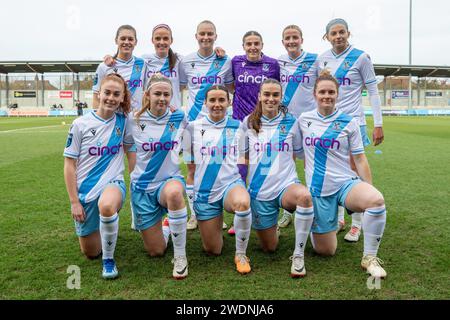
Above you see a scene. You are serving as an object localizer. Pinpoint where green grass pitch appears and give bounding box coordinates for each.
[0,115,449,299]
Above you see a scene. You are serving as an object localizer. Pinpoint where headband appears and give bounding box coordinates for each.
[326,18,349,34]
[152,24,172,35]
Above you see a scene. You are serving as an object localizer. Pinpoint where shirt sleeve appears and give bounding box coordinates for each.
[273,60,281,81]
[359,53,377,86]
[237,119,249,157]
[182,122,194,163]
[292,118,304,158]
[123,115,135,145]
[178,58,187,85]
[92,64,105,93]
[63,121,82,159]
[348,119,365,155]
[223,57,234,84]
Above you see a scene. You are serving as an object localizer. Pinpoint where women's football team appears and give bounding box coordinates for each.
[64,18,387,280]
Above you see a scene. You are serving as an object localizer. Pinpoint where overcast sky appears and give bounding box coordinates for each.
[1,0,449,66]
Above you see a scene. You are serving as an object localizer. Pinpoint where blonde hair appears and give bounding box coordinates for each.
[136,73,173,121]
[282,25,303,39]
[196,20,216,33]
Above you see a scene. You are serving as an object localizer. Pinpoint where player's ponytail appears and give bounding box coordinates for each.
[248,78,284,134]
[152,24,178,71]
[168,48,178,72]
[136,73,173,122]
[314,69,339,94]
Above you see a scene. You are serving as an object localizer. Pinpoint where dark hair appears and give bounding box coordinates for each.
[242,30,263,44]
[204,85,230,102]
[248,79,286,134]
[314,69,340,94]
[152,24,178,71]
[136,73,173,122]
[113,25,137,59]
[99,73,131,115]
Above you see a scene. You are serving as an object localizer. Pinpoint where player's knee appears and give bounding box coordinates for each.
[296,189,312,207]
[146,247,166,257]
[233,197,250,212]
[369,192,385,209]
[261,239,278,253]
[165,188,184,207]
[203,244,222,256]
[82,249,102,260]
[314,245,336,257]
[99,203,117,217]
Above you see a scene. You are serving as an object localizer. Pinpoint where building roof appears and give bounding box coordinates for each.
[0,61,102,74]
[0,61,449,78]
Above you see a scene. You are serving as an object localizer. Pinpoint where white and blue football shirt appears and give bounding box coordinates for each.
[124,109,187,192]
[179,52,233,121]
[242,112,303,201]
[278,51,319,118]
[183,116,242,203]
[142,53,182,108]
[317,45,377,126]
[298,109,364,197]
[93,55,147,111]
[63,111,127,203]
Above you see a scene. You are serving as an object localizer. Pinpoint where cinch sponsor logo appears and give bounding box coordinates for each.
[305,136,340,149]
[147,69,177,78]
[142,141,179,152]
[336,77,351,86]
[280,74,310,84]
[200,145,237,156]
[254,141,290,153]
[126,79,143,88]
[191,75,222,85]
[237,73,267,84]
[89,144,123,156]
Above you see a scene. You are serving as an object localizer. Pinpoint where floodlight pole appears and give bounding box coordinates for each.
[408,0,413,111]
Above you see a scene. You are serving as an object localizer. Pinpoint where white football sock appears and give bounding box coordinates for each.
[352,212,363,228]
[362,206,386,256]
[234,209,252,255]
[293,206,314,257]
[100,213,119,260]
[186,185,195,219]
[168,208,188,257]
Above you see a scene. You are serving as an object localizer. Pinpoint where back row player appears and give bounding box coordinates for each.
[98,21,231,231]
[94,19,384,239]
